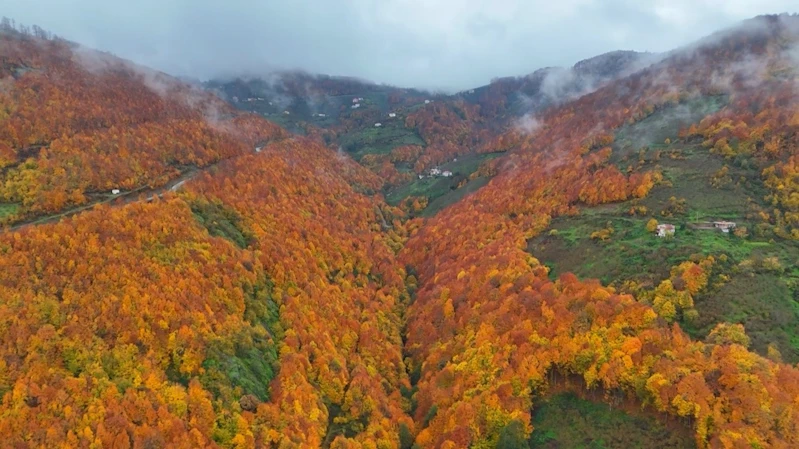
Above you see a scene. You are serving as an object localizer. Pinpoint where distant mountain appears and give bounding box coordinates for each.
[206,49,657,211]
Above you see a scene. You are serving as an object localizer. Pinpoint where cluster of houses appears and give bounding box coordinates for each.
[655,220,737,238]
[374,112,400,127]
[418,167,453,180]
[351,97,365,109]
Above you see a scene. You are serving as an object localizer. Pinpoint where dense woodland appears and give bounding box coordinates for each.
[2,13,799,449]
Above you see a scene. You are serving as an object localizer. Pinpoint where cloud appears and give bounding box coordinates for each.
[514,114,542,134]
[1,1,798,90]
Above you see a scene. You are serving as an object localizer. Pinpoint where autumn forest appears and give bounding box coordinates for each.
[1,12,799,449]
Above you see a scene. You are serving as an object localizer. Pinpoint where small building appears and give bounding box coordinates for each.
[283,110,290,115]
[352,103,360,109]
[318,113,326,117]
[424,100,431,104]
[375,123,382,127]
[352,98,360,103]
[656,224,676,238]
[429,168,442,176]
[418,174,424,180]
[713,221,737,233]
[111,189,120,195]
[468,89,475,94]
[442,170,453,177]
[388,113,396,118]
[255,146,263,153]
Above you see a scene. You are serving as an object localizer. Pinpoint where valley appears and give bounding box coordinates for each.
[2,13,799,449]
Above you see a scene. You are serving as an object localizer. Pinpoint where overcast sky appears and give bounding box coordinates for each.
[2,1,797,90]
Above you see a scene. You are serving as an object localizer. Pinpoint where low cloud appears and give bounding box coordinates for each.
[514,114,542,134]
[2,1,798,90]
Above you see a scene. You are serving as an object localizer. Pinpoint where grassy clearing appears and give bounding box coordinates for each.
[612,95,727,162]
[531,132,799,362]
[190,200,254,249]
[0,202,20,220]
[529,392,695,449]
[385,152,502,214]
[422,177,490,217]
[688,272,799,362]
[339,124,425,160]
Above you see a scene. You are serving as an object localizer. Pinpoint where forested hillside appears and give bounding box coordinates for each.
[2,13,799,449]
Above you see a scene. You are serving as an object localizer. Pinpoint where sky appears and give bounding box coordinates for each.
[1,1,798,91]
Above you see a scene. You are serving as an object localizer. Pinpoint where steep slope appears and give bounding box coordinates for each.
[0,136,412,448]
[0,26,287,224]
[0,24,411,448]
[3,12,799,449]
[401,13,799,448]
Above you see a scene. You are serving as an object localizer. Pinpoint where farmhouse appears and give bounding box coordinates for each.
[656,224,675,238]
[111,189,120,195]
[442,170,453,177]
[713,221,737,233]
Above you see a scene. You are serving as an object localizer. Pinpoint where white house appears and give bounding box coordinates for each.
[318,113,326,117]
[375,123,382,127]
[388,113,397,118]
[429,168,442,176]
[255,146,263,153]
[424,100,431,104]
[283,110,290,115]
[352,103,361,109]
[442,170,453,177]
[111,189,120,195]
[656,224,676,238]
[713,221,737,233]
